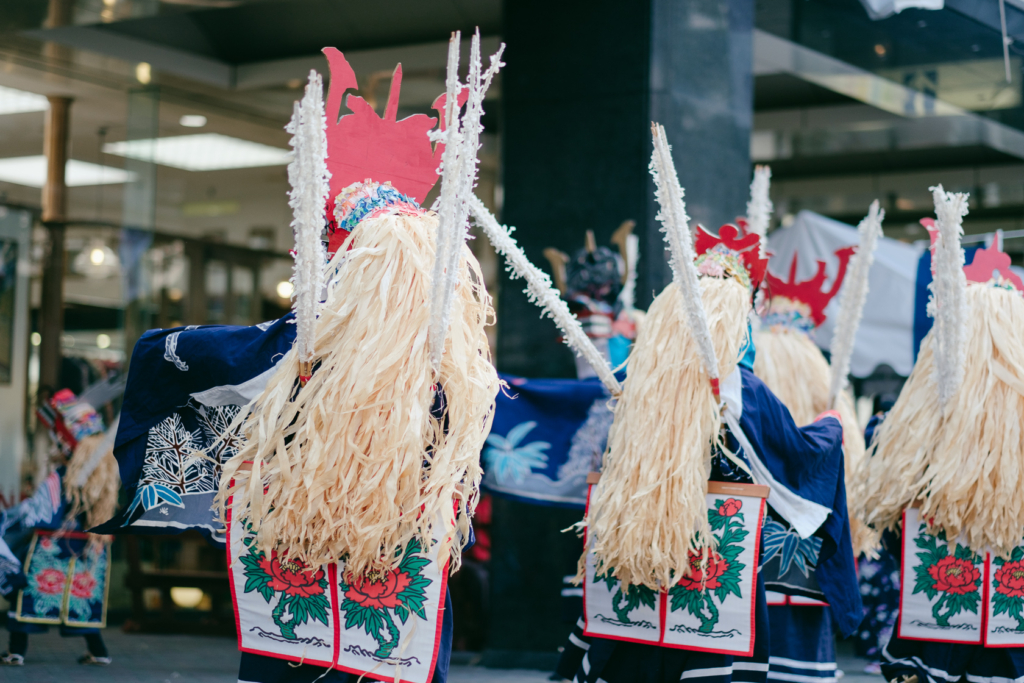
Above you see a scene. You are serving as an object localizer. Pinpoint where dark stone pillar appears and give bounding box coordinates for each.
[490,0,754,661]
[646,0,755,291]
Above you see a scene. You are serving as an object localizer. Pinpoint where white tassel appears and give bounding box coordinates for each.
[286,70,330,369]
[746,165,772,260]
[929,184,970,410]
[828,200,883,409]
[468,195,621,396]
[428,30,505,373]
[649,123,720,389]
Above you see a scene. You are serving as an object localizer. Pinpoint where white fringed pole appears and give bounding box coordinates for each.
[929,185,969,411]
[746,165,772,260]
[649,123,721,397]
[427,30,505,373]
[828,200,883,409]
[286,70,330,385]
[468,195,621,396]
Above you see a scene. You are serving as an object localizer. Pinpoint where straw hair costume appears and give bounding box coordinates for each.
[586,275,749,589]
[860,187,1024,683]
[220,207,498,576]
[558,125,861,683]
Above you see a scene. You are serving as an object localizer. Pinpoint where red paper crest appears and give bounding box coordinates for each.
[322,48,467,204]
[762,247,856,327]
[694,224,769,290]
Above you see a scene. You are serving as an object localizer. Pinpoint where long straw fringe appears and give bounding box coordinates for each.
[854,284,1024,555]
[218,211,498,575]
[64,434,120,531]
[582,278,749,590]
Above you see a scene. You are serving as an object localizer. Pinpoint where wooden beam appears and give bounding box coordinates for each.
[39,96,72,393]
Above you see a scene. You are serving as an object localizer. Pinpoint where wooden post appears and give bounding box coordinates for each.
[39,96,72,393]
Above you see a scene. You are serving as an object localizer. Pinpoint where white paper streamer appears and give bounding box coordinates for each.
[929,185,970,410]
[286,70,330,365]
[828,200,883,409]
[427,30,505,373]
[468,195,621,396]
[746,165,772,260]
[648,123,720,388]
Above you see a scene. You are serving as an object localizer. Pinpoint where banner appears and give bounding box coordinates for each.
[583,482,767,656]
[228,506,448,683]
[482,375,612,508]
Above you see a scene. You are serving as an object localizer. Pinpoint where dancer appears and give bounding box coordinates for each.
[752,194,882,681]
[555,124,859,683]
[856,188,1024,681]
[0,389,117,666]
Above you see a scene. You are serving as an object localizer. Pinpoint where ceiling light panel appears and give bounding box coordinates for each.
[103,133,292,171]
[0,85,49,115]
[0,156,135,188]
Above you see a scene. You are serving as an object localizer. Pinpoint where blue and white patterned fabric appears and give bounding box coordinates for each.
[721,368,862,638]
[482,374,616,508]
[93,316,296,545]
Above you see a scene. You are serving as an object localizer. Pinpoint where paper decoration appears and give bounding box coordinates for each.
[427,30,504,372]
[649,123,720,395]
[928,185,969,410]
[828,200,883,408]
[322,49,446,204]
[469,196,621,396]
[285,70,330,381]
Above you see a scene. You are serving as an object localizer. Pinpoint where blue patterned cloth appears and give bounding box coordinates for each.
[93,316,296,545]
[482,374,615,508]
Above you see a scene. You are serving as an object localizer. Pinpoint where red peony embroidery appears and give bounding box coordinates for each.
[676,550,729,592]
[70,572,98,599]
[36,568,65,595]
[257,554,326,599]
[345,568,413,610]
[928,555,980,595]
[718,499,742,517]
[995,560,1024,599]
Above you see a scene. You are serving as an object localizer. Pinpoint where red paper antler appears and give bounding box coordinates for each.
[763,246,856,326]
[322,48,468,204]
[694,223,769,289]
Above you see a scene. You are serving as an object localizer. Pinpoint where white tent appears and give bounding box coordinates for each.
[765,210,923,378]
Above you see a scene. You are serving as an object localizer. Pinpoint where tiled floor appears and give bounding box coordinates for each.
[0,628,883,682]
